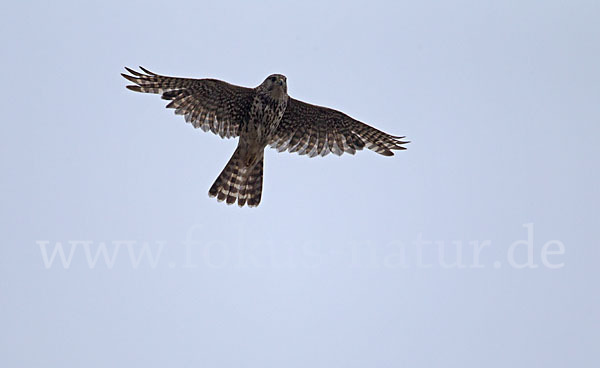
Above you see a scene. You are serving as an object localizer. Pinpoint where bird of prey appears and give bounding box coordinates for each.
[122,67,409,207]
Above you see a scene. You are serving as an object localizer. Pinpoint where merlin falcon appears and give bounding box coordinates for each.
[122,67,409,207]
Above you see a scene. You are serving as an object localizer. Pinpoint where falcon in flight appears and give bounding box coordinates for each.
[122,67,409,207]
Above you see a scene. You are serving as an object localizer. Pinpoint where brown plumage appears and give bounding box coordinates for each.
[122,67,409,207]
[208,147,264,207]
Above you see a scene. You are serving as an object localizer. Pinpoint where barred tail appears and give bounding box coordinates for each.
[208,148,264,207]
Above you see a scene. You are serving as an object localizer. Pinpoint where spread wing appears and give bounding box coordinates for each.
[270,98,409,157]
[121,67,254,138]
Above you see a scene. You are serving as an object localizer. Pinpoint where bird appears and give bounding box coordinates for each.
[121,67,409,207]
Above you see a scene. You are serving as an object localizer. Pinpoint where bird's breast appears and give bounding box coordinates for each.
[245,94,288,143]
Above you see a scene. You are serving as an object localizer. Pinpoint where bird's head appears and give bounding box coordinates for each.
[259,74,287,99]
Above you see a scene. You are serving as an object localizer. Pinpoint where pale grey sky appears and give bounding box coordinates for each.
[1,0,599,367]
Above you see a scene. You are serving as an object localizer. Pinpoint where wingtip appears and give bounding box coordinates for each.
[121,72,139,83]
[139,66,156,75]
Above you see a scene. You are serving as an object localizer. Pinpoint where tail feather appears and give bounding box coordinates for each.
[209,148,264,207]
[238,159,263,207]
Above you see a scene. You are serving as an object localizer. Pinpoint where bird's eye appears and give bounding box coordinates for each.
[270,76,276,82]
